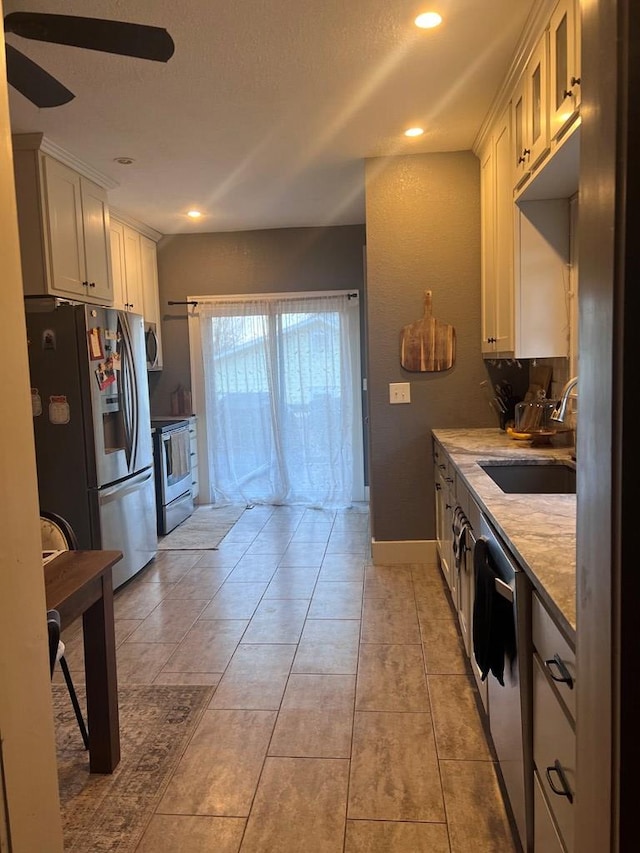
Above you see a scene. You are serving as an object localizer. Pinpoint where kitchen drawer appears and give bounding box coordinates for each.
[534,769,565,853]
[433,439,453,481]
[533,654,575,851]
[532,591,576,721]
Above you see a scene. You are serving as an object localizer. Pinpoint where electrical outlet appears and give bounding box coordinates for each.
[389,382,411,404]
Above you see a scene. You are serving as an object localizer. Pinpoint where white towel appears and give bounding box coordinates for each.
[169,431,190,479]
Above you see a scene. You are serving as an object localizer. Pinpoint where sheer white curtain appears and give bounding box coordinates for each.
[197,292,358,508]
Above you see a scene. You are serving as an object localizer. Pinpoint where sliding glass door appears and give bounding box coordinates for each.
[189,292,363,508]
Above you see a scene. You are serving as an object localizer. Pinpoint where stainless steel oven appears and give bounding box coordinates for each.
[151,419,194,534]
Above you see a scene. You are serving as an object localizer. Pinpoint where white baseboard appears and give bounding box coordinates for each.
[370,539,437,565]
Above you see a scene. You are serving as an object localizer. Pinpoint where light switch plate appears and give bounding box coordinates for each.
[389,382,411,404]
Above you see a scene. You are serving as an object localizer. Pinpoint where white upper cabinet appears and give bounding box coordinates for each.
[110,217,163,369]
[512,31,550,189]
[110,219,144,314]
[13,145,113,305]
[139,234,163,370]
[481,105,515,355]
[549,0,582,141]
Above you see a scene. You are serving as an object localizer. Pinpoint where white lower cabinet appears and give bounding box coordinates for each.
[188,416,199,502]
[532,592,576,851]
[432,439,578,852]
[534,771,566,853]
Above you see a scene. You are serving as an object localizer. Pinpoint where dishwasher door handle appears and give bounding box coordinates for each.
[494,576,514,602]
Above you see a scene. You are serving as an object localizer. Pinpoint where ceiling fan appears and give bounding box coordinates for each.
[4,12,175,108]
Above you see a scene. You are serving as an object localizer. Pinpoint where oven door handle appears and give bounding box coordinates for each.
[494,577,514,603]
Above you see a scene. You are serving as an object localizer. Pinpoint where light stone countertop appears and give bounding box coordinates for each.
[432,427,576,641]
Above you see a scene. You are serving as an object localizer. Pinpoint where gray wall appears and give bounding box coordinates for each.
[364,151,494,542]
[149,225,366,417]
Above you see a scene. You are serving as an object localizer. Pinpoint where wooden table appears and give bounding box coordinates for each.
[44,549,122,773]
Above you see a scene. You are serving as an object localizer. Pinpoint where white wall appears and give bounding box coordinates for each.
[0,10,64,849]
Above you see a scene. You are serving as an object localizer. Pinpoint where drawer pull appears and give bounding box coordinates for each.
[545,654,574,688]
[435,483,442,491]
[439,464,446,470]
[546,760,574,804]
[494,577,514,603]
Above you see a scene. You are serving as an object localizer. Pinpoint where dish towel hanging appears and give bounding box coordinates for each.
[452,506,468,572]
[472,536,517,686]
[169,431,190,479]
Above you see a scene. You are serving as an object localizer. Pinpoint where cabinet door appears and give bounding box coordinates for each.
[42,155,86,298]
[480,142,497,353]
[80,178,112,303]
[188,417,199,501]
[526,32,550,171]
[481,107,514,357]
[549,0,581,140]
[533,654,575,850]
[511,76,529,185]
[140,234,164,369]
[122,226,143,314]
[493,106,515,353]
[109,220,127,310]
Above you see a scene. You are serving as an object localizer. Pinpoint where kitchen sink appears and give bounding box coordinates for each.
[480,462,576,494]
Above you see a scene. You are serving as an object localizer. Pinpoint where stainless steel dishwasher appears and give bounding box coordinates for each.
[475,513,533,853]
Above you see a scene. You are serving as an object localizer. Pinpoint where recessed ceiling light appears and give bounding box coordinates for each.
[114,157,135,165]
[404,127,424,137]
[187,210,202,219]
[415,12,443,29]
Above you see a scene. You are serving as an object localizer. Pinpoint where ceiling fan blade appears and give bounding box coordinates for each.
[5,44,74,107]
[4,13,175,62]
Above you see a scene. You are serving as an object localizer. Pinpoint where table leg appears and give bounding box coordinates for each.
[82,569,120,772]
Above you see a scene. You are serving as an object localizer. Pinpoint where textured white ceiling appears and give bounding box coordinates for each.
[4,0,535,235]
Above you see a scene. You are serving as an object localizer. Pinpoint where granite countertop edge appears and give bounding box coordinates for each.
[432,427,576,641]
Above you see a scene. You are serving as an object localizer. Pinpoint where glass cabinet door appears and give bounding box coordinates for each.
[549,0,581,140]
[526,32,550,170]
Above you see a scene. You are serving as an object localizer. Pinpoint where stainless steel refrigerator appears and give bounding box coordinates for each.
[25,297,157,589]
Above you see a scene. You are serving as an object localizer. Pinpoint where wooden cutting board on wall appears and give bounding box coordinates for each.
[400,291,456,372]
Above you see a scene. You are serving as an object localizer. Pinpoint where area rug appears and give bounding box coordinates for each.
[53,684,214,852]
[157,504,246,550]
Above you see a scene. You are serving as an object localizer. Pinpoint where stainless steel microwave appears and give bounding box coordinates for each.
[145,322,160,370]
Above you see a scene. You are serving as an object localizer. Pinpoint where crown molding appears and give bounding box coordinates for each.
[109,207,163,242]
[472,0,558,154]
[11,132,119,189]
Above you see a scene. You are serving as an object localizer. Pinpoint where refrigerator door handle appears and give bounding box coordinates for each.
[98,468,154,503]
[117,313,140,472]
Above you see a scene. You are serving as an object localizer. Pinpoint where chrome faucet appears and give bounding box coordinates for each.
[550,376,578,423]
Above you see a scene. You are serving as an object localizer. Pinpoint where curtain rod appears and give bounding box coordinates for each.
[178,290,359,306]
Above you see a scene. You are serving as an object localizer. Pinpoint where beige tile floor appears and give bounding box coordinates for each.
[62,504,518,852]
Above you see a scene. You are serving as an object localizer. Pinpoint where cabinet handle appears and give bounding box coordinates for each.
[435,483,442,491]
[545,654,574,689]
[545,760,574,803]
[445,503,452,510]
[517,148,530,164]
[486,336,496,343]
[445,477,454,484]
[89,281,96,288]
[494,577,514,603]
[563,77,581,99]
[439,464,446,470]
[82,280,89,287]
